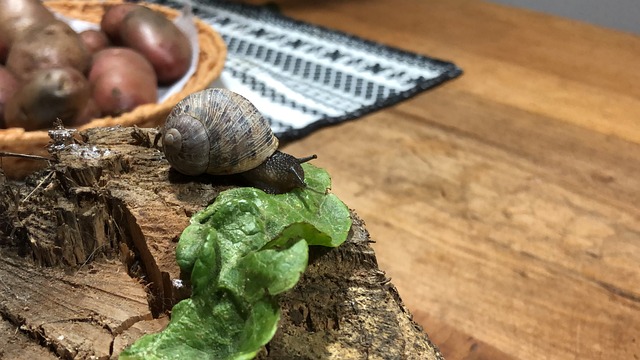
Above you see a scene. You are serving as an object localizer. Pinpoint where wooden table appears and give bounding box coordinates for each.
[249,0,640,359]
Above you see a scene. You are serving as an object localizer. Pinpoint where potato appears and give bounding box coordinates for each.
[88,47,156,84]
[6,20,90,81]
[0,39,8,64]
[0,66,19,128]
[0,0,56,47]
[79,29,110,55]
[88,47,157,117]
[4,67,90,130]
[71,98,101,127]
[100,3,140,44]
[91,67,157,116]
[119,7,192,84]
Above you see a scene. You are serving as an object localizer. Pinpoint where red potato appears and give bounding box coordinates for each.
[119,6,193,84]
[0,66,19,128]
[0,0,56,47]
[0,39,8,64]
[91,67,158,116]
[100,3,140,44]
[79,29,111,55]
[4,67,90,130]
[71,98,101,127]
[6,20,90,82]
[88,47,156,84]
[88,47,157,117]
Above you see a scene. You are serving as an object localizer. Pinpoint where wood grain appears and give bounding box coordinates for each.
[0,319,58,360]
[249,0,640,358]
[0,256,151,358]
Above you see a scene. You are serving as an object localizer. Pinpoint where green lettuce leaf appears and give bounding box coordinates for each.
[120,164,351,360]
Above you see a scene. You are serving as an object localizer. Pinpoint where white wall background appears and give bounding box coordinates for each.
[489,0,640,35]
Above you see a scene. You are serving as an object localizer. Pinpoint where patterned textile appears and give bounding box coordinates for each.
[152,0,462,140]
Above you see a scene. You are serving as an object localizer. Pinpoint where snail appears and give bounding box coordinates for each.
[161,88,316,194]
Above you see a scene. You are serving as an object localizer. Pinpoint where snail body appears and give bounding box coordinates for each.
[162,88,315,194]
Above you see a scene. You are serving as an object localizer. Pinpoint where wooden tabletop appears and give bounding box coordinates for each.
[246,0,640,359]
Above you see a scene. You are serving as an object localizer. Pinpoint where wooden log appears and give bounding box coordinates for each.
[0,255,151,359]
[0,318,58,360]
[0,126,442,359]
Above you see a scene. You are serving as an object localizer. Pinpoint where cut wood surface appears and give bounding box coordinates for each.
[235,0,640,359]
[0,257,151,359]
[0,127,442,359]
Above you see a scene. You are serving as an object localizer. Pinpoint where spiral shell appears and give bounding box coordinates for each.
[162,88,279,175]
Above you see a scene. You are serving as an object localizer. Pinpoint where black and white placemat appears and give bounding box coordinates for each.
[152,0,462,141]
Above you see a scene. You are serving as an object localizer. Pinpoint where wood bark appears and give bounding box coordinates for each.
[0,126,442,359]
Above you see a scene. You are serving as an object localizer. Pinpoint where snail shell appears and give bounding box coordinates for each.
[162,88,279,176]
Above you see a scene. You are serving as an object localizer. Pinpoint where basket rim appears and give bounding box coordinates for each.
[0,0,227,150]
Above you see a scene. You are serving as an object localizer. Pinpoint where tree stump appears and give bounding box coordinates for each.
[0,126,443,359]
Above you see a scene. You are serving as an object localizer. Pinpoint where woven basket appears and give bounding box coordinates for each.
[0,0,226,178]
